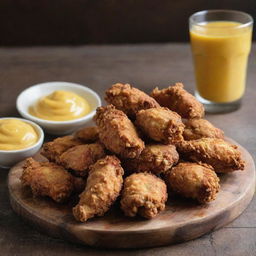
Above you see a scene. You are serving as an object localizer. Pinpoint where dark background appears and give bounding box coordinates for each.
[1,0,255,46]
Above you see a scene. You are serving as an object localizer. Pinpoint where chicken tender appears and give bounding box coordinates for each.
[120,172,167,219]
[105,83,160,119]
[58,143,106,177]
[165,162,220,203]
[151,83,204,119]
[21,158,74,203]
[94,105,145,158]
[41,135,82,163]
[123,144,179,175]
[73,155,124,222]
[74,126,99,143]
[177,138,245,173]
[183,118,224,140]
[136,107,184,144]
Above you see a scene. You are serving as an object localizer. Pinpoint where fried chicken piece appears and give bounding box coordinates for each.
[120,172,167,219]
[73,155,124,222]
[165,162,220,203]
[151,83,204,119]
[136,107,184,144]
[21,158,74,203]
[41,135,82,163]
[183,118,224,140]
[123,144,179,175]
[94,105,145,159]
[58,143,106,177]
[105,83,160,119]
[74,126,99,143]
[177,138,245,173]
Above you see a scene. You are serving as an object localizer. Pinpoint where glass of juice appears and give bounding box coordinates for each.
[189,10,253,113]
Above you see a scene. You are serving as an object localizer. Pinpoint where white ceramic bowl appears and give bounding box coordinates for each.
[0,117,44,168]
[16,82,101,135]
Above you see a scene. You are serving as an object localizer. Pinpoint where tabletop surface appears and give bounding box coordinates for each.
[0,43,256,256]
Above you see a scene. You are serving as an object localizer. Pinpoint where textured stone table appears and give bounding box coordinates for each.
[0,44,255,256]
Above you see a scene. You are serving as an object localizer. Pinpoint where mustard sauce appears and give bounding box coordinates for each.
[0,119,38,150]
[29,90,91,121]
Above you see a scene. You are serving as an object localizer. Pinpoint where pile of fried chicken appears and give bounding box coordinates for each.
[20,82,245,222]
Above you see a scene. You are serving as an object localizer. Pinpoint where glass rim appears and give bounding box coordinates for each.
[189,9,253,29]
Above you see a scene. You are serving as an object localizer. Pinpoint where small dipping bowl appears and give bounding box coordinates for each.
[16,82,101,135]
[0,117,44,168]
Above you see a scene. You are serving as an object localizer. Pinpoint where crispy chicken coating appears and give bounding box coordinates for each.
[165,162,220,203]
[120,172,167,219]
[183,118,224,140]
[105,83,160,119]
[73,155,124,222]
[74,126,99,143]
[94,105,145,159]
[58,143,106,176]
[21,158,74,203]
[151,83,204,119]
[123,144,179,175]
[177,138,245,173]
[41,135,82,163]
[136,107,184,144]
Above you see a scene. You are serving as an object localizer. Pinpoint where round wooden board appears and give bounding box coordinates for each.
[8,138,255,249]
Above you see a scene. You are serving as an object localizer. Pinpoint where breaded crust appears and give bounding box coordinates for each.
[151,83,204,119]
[177,138,245,173]
[73,155,124,222]
[41,135,82,163]
[123,144,179,175]
[21,158,74,203]
[120,172,167,219]
[183,118,224,140]
[94,104,145,158]
[105,83,160,118]
[74,126,99,143]
[165,162,220,203]
[136,107,184,144]
[58,143,106,176]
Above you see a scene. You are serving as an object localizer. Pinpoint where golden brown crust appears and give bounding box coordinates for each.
[21,158,74,203]
[94,104,145,159]
[122,144,179,175]
[74,126,99,143]
[41,135,82,163]
[136,107,184,144]
[105,83,160,119]
[151,83,204,119]
[58,143,106,176]
[165,162,220,203]
[120,172,167,219]
[72,155,124,222]
[183,119,224,140]
[177,138,245,173]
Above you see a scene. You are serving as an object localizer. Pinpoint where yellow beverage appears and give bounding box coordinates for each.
[190,21,252,103]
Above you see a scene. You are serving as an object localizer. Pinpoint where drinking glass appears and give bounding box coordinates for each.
[189,10,253,113]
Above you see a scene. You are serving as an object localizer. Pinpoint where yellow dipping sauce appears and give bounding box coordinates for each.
[0,119,38,150]
[29,90,91,121]
[190,21,252,103]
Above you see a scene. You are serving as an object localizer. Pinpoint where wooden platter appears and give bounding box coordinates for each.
[8,138,255,249]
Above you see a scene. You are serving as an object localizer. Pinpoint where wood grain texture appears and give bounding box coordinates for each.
[8,138,255,249]
[1,44,256,255]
